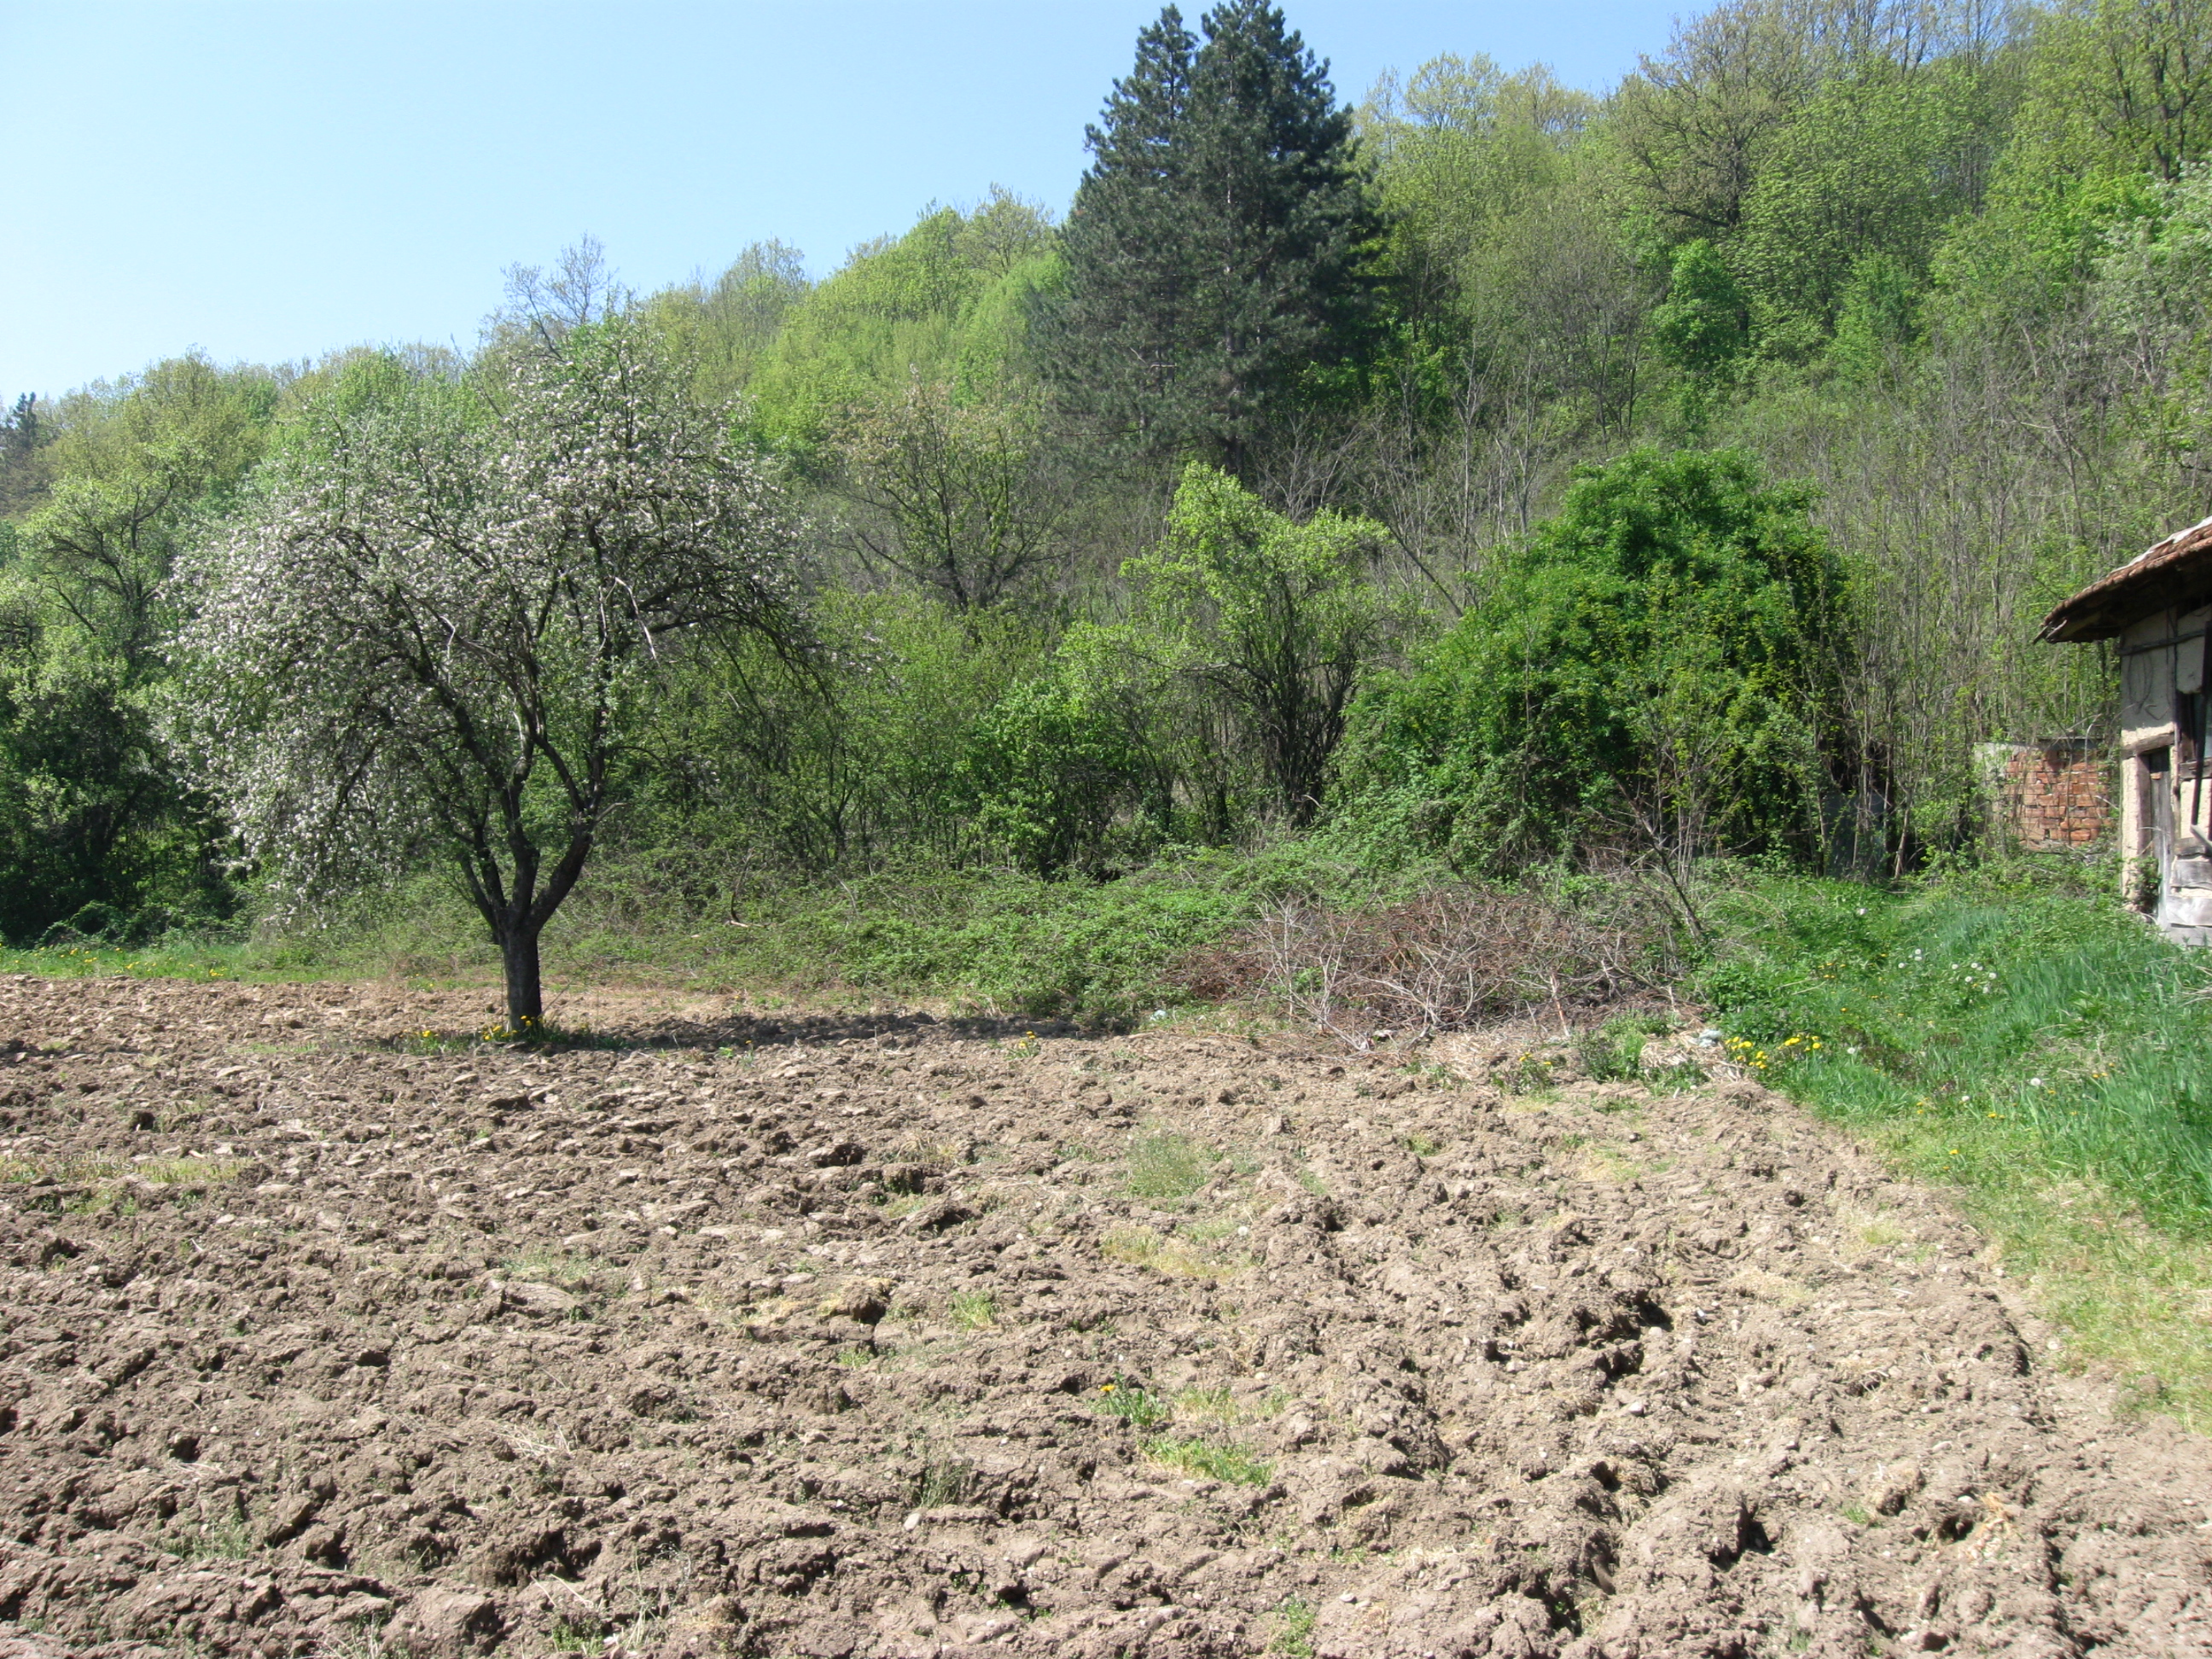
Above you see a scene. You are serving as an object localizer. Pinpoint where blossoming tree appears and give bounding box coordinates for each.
[174,319,802,1028]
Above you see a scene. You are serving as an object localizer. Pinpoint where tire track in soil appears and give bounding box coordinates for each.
[0,972,2208,1658]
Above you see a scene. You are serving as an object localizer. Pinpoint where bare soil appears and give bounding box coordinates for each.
[2,973,2209,1659]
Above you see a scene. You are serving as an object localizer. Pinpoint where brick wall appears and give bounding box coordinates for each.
[1989,742,2112,851]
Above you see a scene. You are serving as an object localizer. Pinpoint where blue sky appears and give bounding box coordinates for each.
[3,1,1683,400]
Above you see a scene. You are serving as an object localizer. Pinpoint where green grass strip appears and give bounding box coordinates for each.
[1700,869,2212,1421]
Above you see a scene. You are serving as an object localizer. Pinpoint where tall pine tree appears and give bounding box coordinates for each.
[1039,2,1377,474]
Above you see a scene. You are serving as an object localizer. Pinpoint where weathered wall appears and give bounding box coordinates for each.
[2112,607,2212,941]
[2120,602,2212,754]
[1988,741,2113,851]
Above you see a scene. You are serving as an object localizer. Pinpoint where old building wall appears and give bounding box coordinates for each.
[2116,605,2212,942]
[2120,602,2212,752]
[1986,742,2111,851]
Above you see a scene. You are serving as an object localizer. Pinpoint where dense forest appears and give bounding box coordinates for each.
[3,0,2206,1020]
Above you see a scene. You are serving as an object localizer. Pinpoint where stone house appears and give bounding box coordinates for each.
[2042,513,2212,943]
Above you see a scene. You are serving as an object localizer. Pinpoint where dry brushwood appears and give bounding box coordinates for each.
[1173,883,1675,1048]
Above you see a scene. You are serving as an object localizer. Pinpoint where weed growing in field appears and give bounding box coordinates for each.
[137,1157,245,1185]
[910,1459,972,1508]
[1270,1598,1318,1656]
[501,1249,607,1287]
[1,1155,123,1184]
[1174,1383,1238,1423]
[164,1511,254,1561]
[548,1619,603,1653]
[1141,1434,1272,1485]
[1099,1225,1251,1279]
[1126,1132,1212,1199]
[3,1153,242,1217]
[1095,1380,1172,1429]
[1576,1011,1674,1082]
[320,1613,392,1659]
[1505,1052,1566,1095]
[949,1289,998,1330]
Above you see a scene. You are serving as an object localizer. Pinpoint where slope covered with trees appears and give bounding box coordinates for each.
[0,0,2203,963]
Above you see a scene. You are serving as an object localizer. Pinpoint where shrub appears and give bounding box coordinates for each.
[959,675,1143,874]
[1341,448,1848,877]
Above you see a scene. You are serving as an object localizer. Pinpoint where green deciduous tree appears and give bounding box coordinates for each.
[0,395,53,520]
[0,355,278,941]
[1828,249,1923,381]
[2080,0,2212,182]
[1651,238,1752,377]
[655,590,1047,873]
[746,193,1057,459]
[1345,448,1847,877]
[835,381,1067,610]
[1360,55,1595,333]
[1650,238,1751,431]
[646,240,812,406]
[1095,463,1391,826]
[1607,0,1836,240]
[1733,62,2000,352]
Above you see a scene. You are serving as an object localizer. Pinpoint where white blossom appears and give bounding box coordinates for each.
[169,317,802,1018]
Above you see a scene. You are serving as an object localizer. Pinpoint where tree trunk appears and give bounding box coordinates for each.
[500,927,544,1033]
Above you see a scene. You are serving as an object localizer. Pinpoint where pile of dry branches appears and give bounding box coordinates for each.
[1173,883,1678,1049]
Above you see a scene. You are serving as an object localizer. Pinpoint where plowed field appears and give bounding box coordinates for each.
[2,973,2209,1658]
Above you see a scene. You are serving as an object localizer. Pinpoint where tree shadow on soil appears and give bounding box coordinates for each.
[374,1007,1105,1057]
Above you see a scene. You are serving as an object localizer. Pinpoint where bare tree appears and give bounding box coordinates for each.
[174,317,802,1028]
[836,381,1067,610]
[495,236,625,358]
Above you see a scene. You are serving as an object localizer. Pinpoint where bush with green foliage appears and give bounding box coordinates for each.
[958,675,1144,875]
[637,588,1045,875]
[1342,447,1848,874]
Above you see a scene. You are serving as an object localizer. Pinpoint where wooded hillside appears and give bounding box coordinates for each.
[1,0,2196,964]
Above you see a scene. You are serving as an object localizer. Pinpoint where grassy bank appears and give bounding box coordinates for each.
[0,848,1348,1025]
[1698,868,2212,1420]
[0,840,1670,1032]
[556,856,1267,1023]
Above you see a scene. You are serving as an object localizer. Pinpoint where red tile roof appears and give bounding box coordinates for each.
[2043,514,2212,642]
